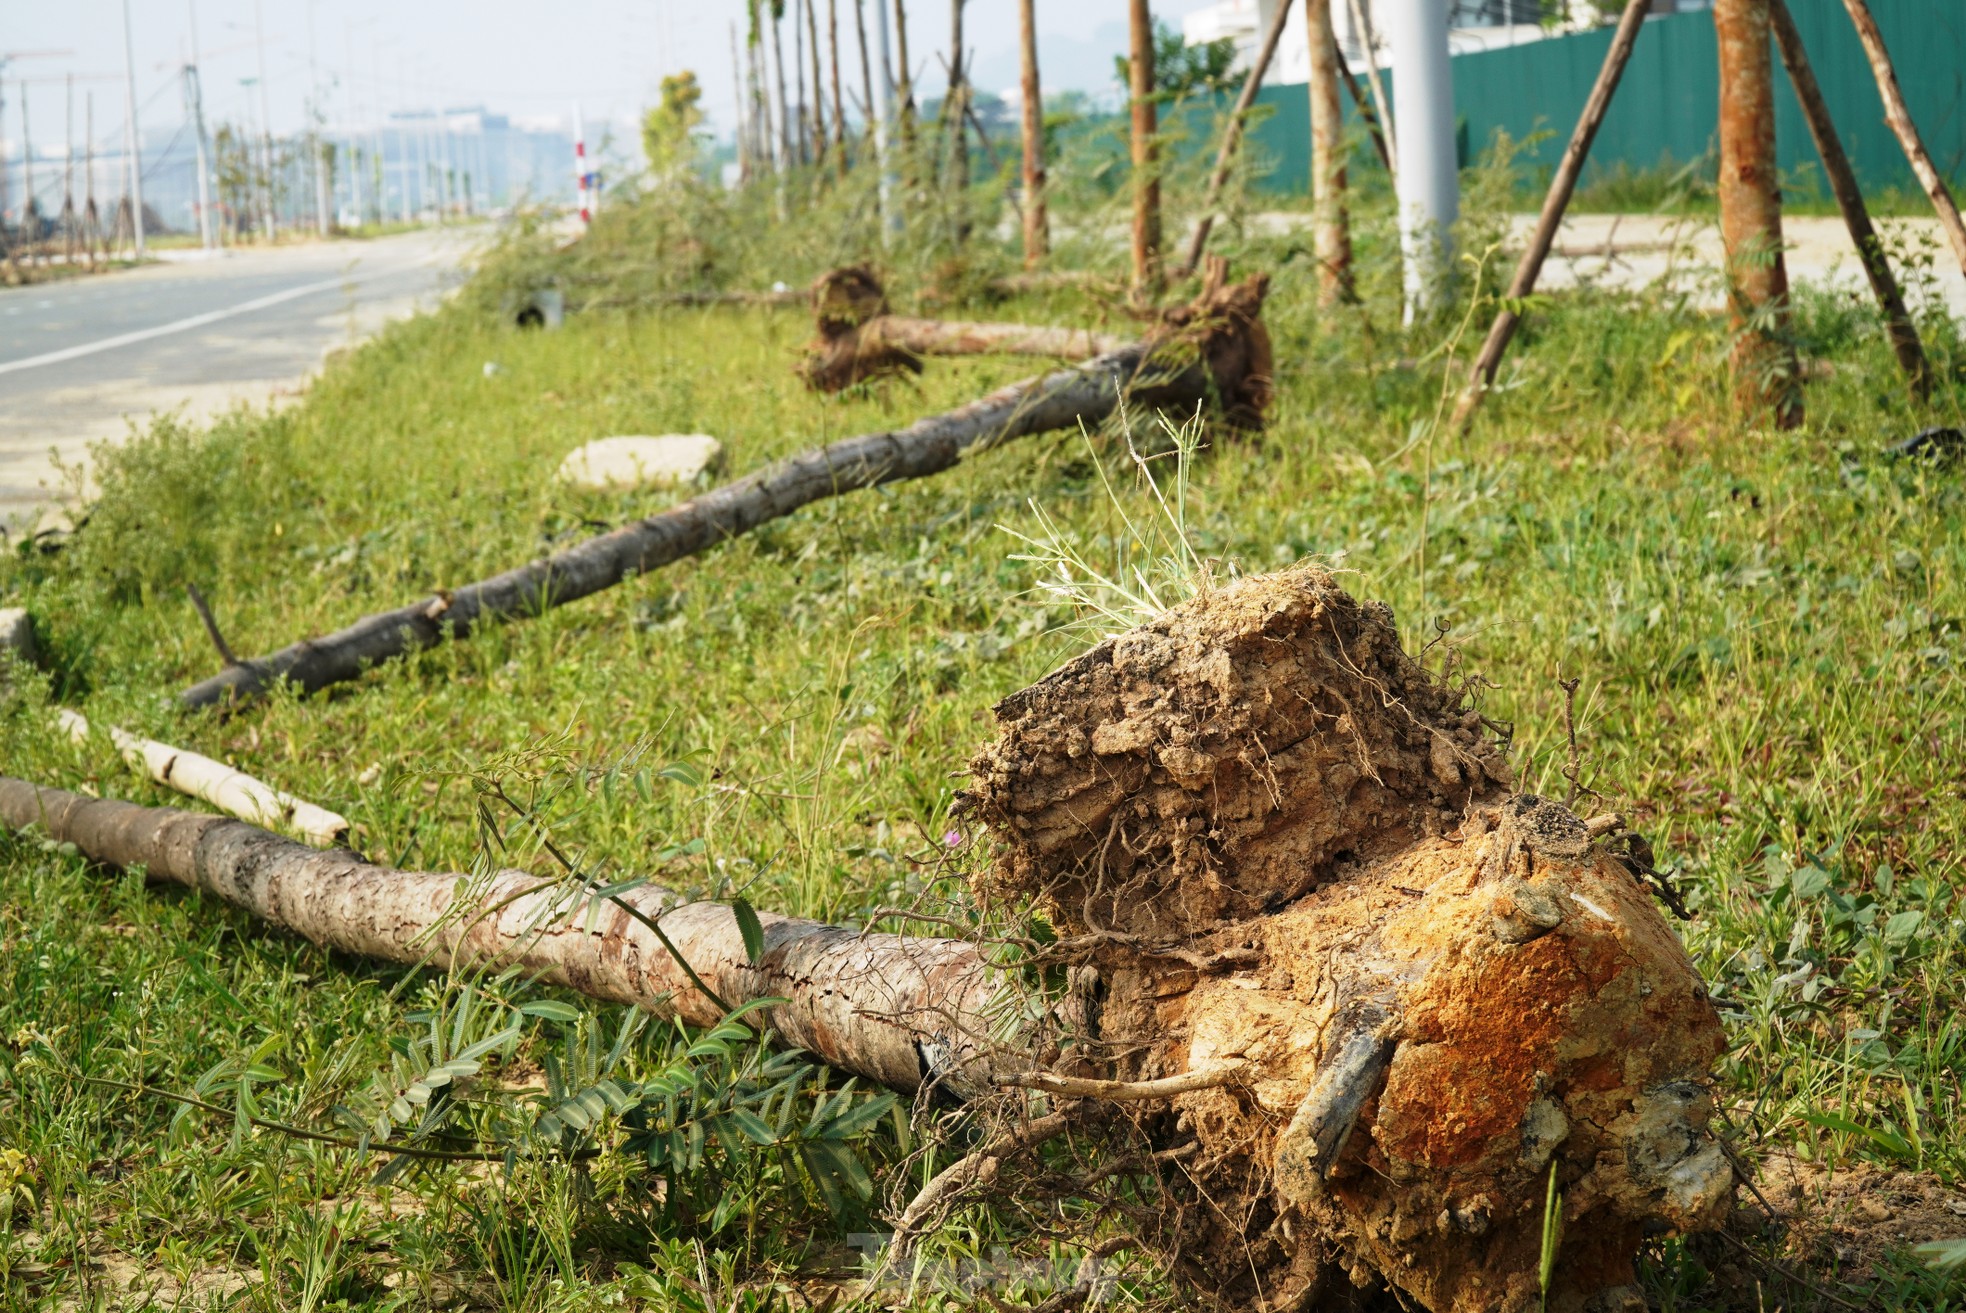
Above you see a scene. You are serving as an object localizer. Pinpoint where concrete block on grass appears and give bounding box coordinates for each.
[557,435,723,492]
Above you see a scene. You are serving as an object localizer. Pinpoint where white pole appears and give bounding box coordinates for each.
[1383,0,1457,321]
[344,21,363,226]
[871,0,897,238]
[186,0,215,249]
[120,0,146,256]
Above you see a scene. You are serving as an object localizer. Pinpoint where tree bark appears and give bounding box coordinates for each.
[0,777,1000,1096]
[57,709,350,847]
[1307,0,1353,306]
[180,270,1273,710]
[828,0,849,174]
[1018,0,1049,268]
[1177,0,1295,281]
[1128,0,1161,299]
[1715,0,1802,428]
[1451,0,1652,432]
[1770,0,1927,399]
[944,0,971,245]
[1838,0,1966,280]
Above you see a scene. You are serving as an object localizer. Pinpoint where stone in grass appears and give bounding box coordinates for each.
[556,435,722,492]
[0,609,36,684]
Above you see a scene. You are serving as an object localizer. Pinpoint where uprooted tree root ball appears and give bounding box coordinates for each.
[962,566,1731,1312]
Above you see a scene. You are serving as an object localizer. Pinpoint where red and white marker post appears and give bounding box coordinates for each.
[573,104,593,224]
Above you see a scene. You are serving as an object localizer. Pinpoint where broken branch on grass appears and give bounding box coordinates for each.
[185,583,239,667]
[181,267,1271,710]
[57,708,350,846]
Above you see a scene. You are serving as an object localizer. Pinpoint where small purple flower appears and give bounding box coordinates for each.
[944,829,964,849]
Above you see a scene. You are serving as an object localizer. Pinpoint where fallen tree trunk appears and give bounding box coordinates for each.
[798,264,1126,390]
[801,314,1126,390]
[57,708,350,846]
[73,567,1737,1310]
[0,775,1000,1095]
[180,267,1271,710]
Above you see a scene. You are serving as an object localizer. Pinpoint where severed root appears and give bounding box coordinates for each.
[964,565,1730,1312]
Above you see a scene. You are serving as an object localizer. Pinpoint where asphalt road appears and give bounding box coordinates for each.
[0,226,477,535]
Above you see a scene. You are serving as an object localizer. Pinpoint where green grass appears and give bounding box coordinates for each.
[3,170,1966,1309]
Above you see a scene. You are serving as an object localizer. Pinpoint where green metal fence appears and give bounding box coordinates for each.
[1237,0,1966,196]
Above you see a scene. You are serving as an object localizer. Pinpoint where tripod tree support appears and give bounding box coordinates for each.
[1769,0,1928,400]
[1451,0,1651,432]
[1837,0,1966,281]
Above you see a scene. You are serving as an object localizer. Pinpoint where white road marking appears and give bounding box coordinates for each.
[0,274,352,377]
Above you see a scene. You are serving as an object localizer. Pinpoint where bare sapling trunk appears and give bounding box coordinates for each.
[854,0,876,148]
[731,23,756,183]
[771,7,795,169]
[947,0,970,243]
[806,0,830,165]
[1307,0,1352,305]
[25,569,1737,1311]
[1770,0,1927,399]
[180,265,1274,710]
[1176,0,1294,280]
[1838,0,1966,280]
[1128,0,1161,299]
[1017,0,1049,268]
[1715,0,1802,428]
[1451,0,1651,431]
[892,0,919,165]
[57,709,349,846]
[828,0,849,173]
[1334,40,1394,173]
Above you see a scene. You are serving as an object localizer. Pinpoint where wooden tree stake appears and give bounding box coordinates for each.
[1838,0,1966,281]
[1770,0,1928,400]
[1176,0,1296,280]
[1451,0,1652,432]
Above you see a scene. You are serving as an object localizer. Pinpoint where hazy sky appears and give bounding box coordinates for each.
[3,1,1218,155]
